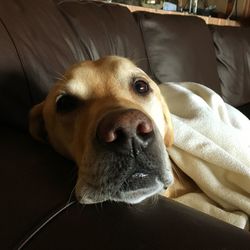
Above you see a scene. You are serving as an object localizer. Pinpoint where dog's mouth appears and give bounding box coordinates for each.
[76,108,173,205]
[76,149,173,205]
[115,154,173,203]
[115,170,166,204]
[120,170,156,192]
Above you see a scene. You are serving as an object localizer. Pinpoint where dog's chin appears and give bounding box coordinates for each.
[77,183,163,205]
[76,129,173,205]
[77,174,172,205]
[114,178,165,204]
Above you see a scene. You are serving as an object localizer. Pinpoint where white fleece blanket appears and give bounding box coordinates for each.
[159,82,250,230]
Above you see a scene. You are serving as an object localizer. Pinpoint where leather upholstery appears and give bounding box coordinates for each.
[134,12,221,94]
[0,126,76,249]
[0,21,31,130]
[210,25,250,107]
[0,0,82,130]
[0,0,250,248]
[238,102,250,118]
[57,0,150,73]
[0,0,150,131]
[1,127,249,249]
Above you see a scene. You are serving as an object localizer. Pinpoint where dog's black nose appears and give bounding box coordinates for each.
[96,109,154,154]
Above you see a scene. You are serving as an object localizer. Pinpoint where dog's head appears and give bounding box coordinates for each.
[29,56,173,204]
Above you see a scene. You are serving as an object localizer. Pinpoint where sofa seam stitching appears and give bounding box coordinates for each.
[134,13,159,83]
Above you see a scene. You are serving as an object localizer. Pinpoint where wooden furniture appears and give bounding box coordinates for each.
[125,4,240,26]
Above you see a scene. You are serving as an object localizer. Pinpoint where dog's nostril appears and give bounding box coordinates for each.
[137,122,153,136]
[98,127,117,143]
[106,128,125,143]
[97,109,154,148]
[104,131,116,143]
[97,125,126,144]
[136,122,154,144]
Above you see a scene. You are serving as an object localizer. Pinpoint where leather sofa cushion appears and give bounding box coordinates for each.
[0,0,85,131]
[1,128,250,249]
[0,0,84,105]
[0,126,76,249]
[0,0,149,131]
[134,12,221,94]
[0,21,32,130]
[238,102,250,119]
[210,25,250,107]
[57,0,150,74]
[2,126,250,249]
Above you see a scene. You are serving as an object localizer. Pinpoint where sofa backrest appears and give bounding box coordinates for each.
[0,0,82,130]
[210,25,250,107]
[134,12,221,95]
[57,0,150,72]
[0,0,249,131]
[0,0,149,130]
[0,21,32,130]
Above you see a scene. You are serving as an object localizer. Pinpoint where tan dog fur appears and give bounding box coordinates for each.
[30,56,176,204]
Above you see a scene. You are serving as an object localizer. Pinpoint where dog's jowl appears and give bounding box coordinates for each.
[29,56,174,204]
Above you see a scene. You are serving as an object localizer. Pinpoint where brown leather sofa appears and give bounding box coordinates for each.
[1,0,250,249]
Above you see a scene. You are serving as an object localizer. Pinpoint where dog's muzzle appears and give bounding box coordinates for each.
[77,109,173,204]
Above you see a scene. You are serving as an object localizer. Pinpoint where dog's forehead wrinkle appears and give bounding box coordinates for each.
[39,56,173,205]
[66,79,88,97]
[94,57,142,84]
[65,71,105,100]
[60,59,148,101]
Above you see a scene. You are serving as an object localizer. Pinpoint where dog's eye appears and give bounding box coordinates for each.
[133,80,151,95]
[56,94,79,113]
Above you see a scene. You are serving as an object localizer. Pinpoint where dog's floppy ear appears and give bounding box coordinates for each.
[29,102,47,143]
[160,95,174,147]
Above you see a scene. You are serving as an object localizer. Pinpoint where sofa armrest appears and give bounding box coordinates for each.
[1,126,249,249]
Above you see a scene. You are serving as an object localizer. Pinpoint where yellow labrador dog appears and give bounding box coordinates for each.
[29,56,174,204]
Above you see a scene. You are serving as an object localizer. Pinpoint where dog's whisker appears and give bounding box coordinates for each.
[54,77,63,82]
[53,71,68,82]
[30,56,173,205]
[67,185,77,205]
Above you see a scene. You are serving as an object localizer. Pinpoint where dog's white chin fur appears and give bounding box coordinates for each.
[114,179,165,204]
[78,179,167,205]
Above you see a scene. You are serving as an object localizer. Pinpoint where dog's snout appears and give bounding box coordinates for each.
[96,109,154,153]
